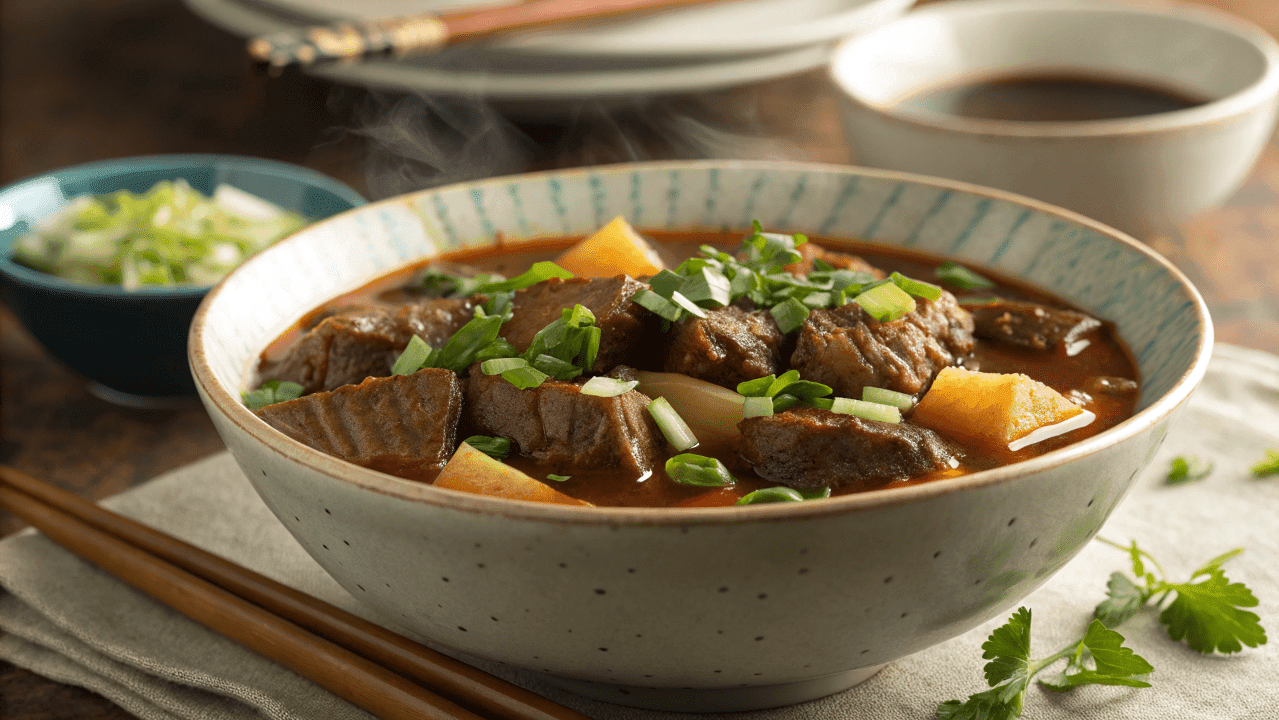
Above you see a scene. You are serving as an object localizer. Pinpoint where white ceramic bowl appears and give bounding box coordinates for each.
[190,161,1211,712]
[829,0,1279,237]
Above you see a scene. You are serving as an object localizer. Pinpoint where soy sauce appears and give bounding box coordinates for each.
[897,74,1206,123]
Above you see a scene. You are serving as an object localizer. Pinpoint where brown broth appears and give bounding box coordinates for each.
[897,73,1206,123]
[257,232,1141,508]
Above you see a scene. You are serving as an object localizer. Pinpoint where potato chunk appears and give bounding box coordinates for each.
[911,367,1085,451]
[433,442,591,506]
[555,215,664,278]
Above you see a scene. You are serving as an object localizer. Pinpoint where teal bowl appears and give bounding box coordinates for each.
[0,154,365,405]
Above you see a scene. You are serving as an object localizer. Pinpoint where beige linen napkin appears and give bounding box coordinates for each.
[2,343,1276,720]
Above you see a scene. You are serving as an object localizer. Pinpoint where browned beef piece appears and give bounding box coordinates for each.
[259,297,479,394]
[784,242,886,278]
[738,407,960,490]
[663,305,784,389]
[971,300,1102,354]
[790,293,975,399]
[254,368,464,477]
[464,368,663,479]
[498,276,654,372]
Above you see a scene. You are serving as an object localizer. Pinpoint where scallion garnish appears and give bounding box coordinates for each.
[546,474,571,482]
[936,261,995,290]
[806,397,835,411]
[735,486,830,505]
[463,435,511,459]
[501,365,550,391]
[647,397,699,451]
[1166,455,1214,485]
[742,396,775,418]
[769,297,811,334]
[669,291,708,319]
[862,386,915,410]
[678,267,733,307]
[890,271,944,302]
[580,376,638,398]
[1251,449,1279,477]
[480,357,528,375]
[736,375,775,397]
[530,354,582,381]
[830,397,902,423]
[665,453,735,486]
[430,314,505,372]
[632,288,684,322]
[765,369,801,397]
[853,281,916,323]
[470,261,573,294]
[242,379,305,410]
[391,335,433,376]
[770,393,802,413]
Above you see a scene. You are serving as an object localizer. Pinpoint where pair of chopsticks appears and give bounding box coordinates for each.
[248,0,731,70]
[0,465,590,720]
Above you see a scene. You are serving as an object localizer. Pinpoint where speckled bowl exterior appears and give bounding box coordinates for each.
[190,161,1211,711]
[0,154,365,402]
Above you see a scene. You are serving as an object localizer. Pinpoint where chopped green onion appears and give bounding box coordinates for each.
[742,396,775,418]
[580,376,638,397]
[665,453,735,487]
[735,487,805,504]
[392,335,432,376]
[530,354,582,380]
[480,357,529,375]
[679,267,733,307]
[890,271,944,302]
[1167,455,1214,485]
[669,291,708,319]
[769,297,811,334]
[862,386,915,410]
[736,375,775,397]
[936,261,995,290]
[471,261,573,294]
[431,314,504,373]
[1251,449,1279,477]
[463,435,511,459]
[958,297,1000,307]
[830,397,902,423]
[501,365,550,391]
[475,337,519,362]
[546,474,571,482]
[853,281,916,323]
[582,326,601,371]
[242,379,305,410]
[783,380,833,400]
[632,289,684,322]
[648,269,685,297]
[647,397,699,451]
[805,397,835,411]
[770,393,802,413]
[765,370,801,397]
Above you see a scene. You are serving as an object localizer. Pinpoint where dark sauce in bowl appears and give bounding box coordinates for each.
[896,73,1208,123]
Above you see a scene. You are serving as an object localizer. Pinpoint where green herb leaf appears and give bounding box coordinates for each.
[1094,572,1147,629]
[463,435,511,459]
[1166,455,1214,484]
[665,453,735,487]
[1250,449,1279,477]
[937,261,995,290]
[471,261,573,294]
[242,379,305,410]
[1159,567,1266,654]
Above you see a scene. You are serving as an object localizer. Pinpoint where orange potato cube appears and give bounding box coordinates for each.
[556,215,664,278]
[433,442,591,506]
[912,367,1084,451]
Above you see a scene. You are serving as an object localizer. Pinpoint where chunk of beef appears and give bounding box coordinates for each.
[790,292,975,399]
[499,276,655,372]
[738,407,960,490]
[785,242,886,278]
[664,305,784,389]
[971,300,1102,354]
[465,368,663,479]
[254,368,464,477]
[260,297,479,394]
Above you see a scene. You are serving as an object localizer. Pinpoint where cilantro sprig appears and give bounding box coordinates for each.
[939,540,1265,718]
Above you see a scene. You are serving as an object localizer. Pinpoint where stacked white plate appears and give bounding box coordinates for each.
[184,0,915,101]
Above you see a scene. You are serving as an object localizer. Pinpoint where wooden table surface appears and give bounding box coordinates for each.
[1,0,1276,717]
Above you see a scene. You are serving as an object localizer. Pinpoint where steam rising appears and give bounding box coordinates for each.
[338,89,806,200]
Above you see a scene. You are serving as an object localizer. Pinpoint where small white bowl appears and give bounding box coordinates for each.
[829,0,1279,237]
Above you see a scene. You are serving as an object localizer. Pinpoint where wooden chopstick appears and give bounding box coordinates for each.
[0,466,590,720]
[247,0,731,70]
